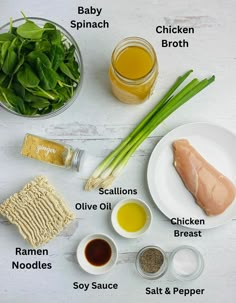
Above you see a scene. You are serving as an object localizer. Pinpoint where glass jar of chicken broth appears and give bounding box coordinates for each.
[109,37,158,104]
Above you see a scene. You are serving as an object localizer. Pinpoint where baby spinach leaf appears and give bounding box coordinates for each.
[49,45,64,70]
[14,96,26,114]
[70,59,80,78]
[0,71,7,84]
[39,106,52,114]
[24,90,51,110]
[31,97,50,109]
[10,37,21,49]
[36,57,58,90]
[13,55,24,74]
[23,103,39,115]
[17,20,53,40]
[2,47,18,75]
[65,45,75,62]
[43,23,61,45]
[35,39,51,52]
[27,51,52,68]
[0,87,23,110]
[17,63,40,88]
[21,40,35,52]
[26,87,57,100]
[59,62,77,81]
[43,22,56,31]
[24,91,49,105]
[56,86,71,100]
[0,89,4,101]
[24,91,35,102]
[17,39,25,58]
[1,41,11,65]
[0,33,15,43]
[13,81,25,98]
[0,75,10,88]
[51,99,65,110]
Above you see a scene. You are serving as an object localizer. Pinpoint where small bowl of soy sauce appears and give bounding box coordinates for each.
[76,233,118,275]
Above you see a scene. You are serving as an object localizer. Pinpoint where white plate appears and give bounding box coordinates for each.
[76,233,118,275]
[147,122,236,229]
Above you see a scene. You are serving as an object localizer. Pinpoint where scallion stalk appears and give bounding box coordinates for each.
[85,70,193,188]
[95,78,200,187]
[85,72,215,190]
[99,76,215,188]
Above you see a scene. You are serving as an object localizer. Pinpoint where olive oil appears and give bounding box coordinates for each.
[117,202,147,232]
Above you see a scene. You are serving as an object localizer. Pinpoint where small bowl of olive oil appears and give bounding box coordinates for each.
[111,198,152,238]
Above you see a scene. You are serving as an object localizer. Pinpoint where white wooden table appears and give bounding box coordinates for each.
[0,0,236,302]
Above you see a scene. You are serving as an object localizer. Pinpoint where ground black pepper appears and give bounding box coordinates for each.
[139,248,164,273]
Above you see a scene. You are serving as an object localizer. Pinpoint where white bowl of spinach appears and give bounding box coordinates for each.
[0,15,83,118]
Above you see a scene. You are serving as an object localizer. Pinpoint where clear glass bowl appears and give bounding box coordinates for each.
[0,17,83,119]
[135,245,168,279]
[169,245,204,281]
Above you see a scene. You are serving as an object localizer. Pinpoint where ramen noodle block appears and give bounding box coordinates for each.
[0,176,75,247]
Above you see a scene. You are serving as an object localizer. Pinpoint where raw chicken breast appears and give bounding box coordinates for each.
[173,139,235,216]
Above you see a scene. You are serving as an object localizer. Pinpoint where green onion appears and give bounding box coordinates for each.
[85,71,215,190]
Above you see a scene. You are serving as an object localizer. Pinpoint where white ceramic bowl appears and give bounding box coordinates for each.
[111,198,152,238]
[76,233,118,275]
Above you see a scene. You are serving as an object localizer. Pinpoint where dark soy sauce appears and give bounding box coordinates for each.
[85,239,112,266]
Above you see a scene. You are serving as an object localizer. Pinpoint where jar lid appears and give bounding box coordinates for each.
[71,149,84,172]
[72,149,96,173]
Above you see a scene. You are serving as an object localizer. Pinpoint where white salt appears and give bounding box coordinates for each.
[173,248,199,276]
